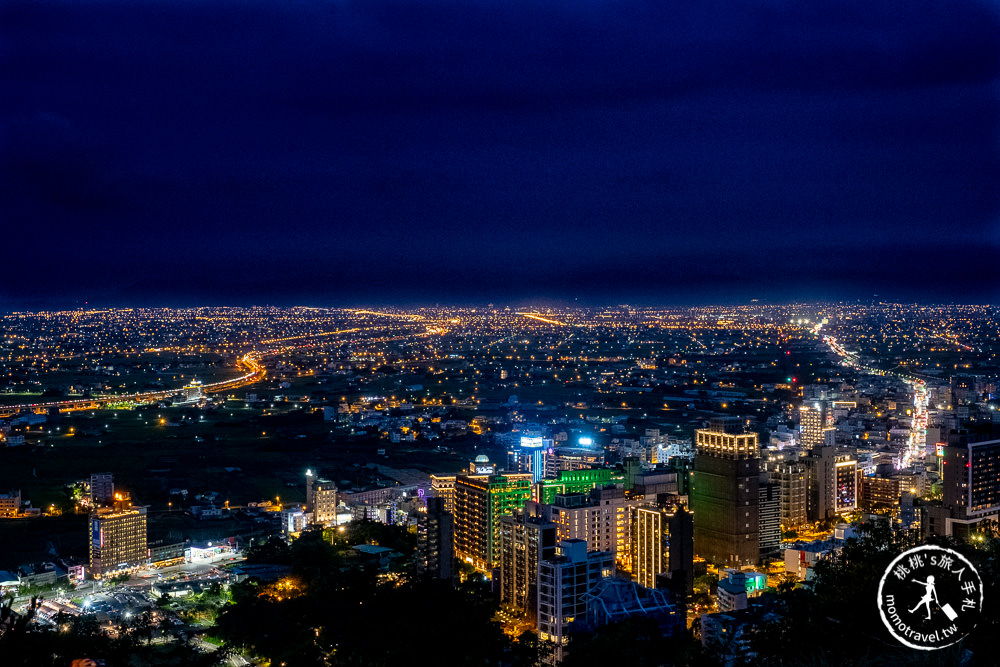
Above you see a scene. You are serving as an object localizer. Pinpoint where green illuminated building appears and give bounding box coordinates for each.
[454,473,534,572]
[536,469,625,505]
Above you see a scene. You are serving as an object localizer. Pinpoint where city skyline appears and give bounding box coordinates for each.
[3,302,1000,663]
[5,1,1000,663]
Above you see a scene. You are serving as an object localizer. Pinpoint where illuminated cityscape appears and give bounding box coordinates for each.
[0,303,999,664]
[3,0,1000,664]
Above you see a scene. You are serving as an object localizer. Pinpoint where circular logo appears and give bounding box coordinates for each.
[877,545,983,650]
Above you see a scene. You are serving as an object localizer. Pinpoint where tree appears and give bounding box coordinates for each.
[244,536,291,564]
[562,616,707,667]
[747,519,964,665]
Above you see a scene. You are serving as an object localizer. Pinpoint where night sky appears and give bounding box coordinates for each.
[3,0,1000,308]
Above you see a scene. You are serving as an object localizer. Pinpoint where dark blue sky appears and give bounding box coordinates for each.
[3,0,1000,307]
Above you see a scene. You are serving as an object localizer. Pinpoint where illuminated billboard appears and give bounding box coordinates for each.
[936,443,946,457]
[521,436,544,449]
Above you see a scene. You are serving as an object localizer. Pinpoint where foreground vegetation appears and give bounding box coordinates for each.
[7,519,1000,666]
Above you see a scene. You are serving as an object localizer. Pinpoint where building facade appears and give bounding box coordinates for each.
[90,473,114,507]
[799,403,834,450]
[453,473,533,571]
[538,486,641,569]
[305,470,338,527]
[767,461,808,529]
[430,474,457,514]
[805,447,857,521]
[691,424,760,566]
[834,457,858,513]
[535,469,625,505]
[89,505,147,579]
[417,496,454,580]
[758,480,781,560]
[537,540,613,665]
[0,490,20,518]
[632,506,667,589]
[928,438,1000,538]
[858,474,902,515]
[499,510,557,615]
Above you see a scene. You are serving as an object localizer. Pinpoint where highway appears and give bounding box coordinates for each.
[0,325,447,418]
[0,352,266,417]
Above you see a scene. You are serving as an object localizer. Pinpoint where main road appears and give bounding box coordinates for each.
[812,322,929,468]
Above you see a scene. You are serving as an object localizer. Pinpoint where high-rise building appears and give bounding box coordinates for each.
[804,446,857,521]
[538,486,642,570]
[89,504,147,579]
[537,540,614,665]
[90,473,114,507]
[453,472,533,572]
[800,404,834,449]
[499,509,557,616]
[666,505,694,599]
[417,496,454,580]
[629,504,694,593]
[508,435,549,483]
[691,422,760,566]
[632,506,667,590]
[535,468,625,505]
[305,470,338,527]
[835,457,858,513]
[939,438,1000,533]
[858,474,902,515]
[758,479,781,560]
[766,461,808,530]
[430,474,457,514]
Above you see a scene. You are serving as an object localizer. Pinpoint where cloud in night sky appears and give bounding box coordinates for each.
[2,0,999,306]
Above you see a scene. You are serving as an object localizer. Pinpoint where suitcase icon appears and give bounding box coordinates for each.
[940,603,958,621]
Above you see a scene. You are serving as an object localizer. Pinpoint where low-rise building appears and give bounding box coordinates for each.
[0,490,21,517]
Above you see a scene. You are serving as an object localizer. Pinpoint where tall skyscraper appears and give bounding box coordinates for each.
[499,508,557,616]
[305,470,338,527]
[453,472,533,571]
[417,497,454,580]
[89,503,147,579]
[691,421,760,566]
